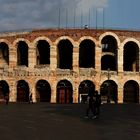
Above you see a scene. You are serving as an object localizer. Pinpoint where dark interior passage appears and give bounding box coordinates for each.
[17,80,29,102]
[17,41,28,66]
[36,80,51,102]
[0,42,9,65]
[123,42,139,71]
[0,80,9,101]
[78,80,95,103]
[101,35,118,71]
[79,40,95,68]
[101,55,117,70]
[36,40,50,65]
[57,40,73,69]
[123,80,139,103]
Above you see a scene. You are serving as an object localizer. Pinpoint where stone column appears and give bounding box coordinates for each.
[28,44,36,68]
[95,42,102,91]
[72,44,79,103]
[50,45,57,70]
[9,81,17,102]
[73,44,79,72]
[73,83,79,103]
[9,46,16,68]
[50,81,57,103]
[95,42,101,72]
[118,44,123,72]
[29,82,37,103]
[117,85,123,103]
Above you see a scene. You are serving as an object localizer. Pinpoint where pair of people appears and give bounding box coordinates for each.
[85,90,101,119]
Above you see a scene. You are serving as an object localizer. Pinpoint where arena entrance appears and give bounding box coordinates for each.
[123,80,139,103]
[0,80,9,102]
[100,80,118,103]
[78,80,95,103]
[17,80,29,102]
[56,80,73,104]
[36,80,51,102]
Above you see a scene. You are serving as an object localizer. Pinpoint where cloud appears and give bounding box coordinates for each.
[0,0,108,32]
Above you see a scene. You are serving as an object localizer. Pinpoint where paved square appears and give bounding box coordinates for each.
[0,103,140,140]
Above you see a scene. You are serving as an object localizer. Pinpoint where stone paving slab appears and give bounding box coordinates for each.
[0,103,140,140]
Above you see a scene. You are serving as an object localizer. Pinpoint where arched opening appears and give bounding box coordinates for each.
[56,80,73,104]
[123,42,139,72]
[36,80,51,102]
[101,35,118,71]
[0,42,9,66]
[17,80,29,102]
[78,80,95,103]
[36,40,50,65]
[17,41,28,67]
[101,55,116,70]
[0,80,9,102]
[79,39,95,68]
[100,80,118,103]
[57,40,73,69]
[123,80,139,103]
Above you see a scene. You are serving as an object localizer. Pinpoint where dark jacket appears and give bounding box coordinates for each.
[95,94,101,107]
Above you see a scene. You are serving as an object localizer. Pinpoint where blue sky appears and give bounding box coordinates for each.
[0,0,139,32]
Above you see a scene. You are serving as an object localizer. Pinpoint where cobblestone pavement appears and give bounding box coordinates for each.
[0,103,140,140]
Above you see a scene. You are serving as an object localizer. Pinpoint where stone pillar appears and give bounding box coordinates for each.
[51,82,57,103]
[72,44,79,103]
[73,84,79,103]
[9,81,17,102]
[118,45,123,72]
[29,82,37,103]
[50,45,57,70]
[73,44,79,72]
[9,46,16,68]
[28,44,36,68]
[118,86,123,103]
[95,42,101,71]
[32,87,37,103]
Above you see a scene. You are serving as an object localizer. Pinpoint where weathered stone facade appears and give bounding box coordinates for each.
[0,28,140,103]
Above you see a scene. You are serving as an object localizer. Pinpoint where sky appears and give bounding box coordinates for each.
[0,0,140,32]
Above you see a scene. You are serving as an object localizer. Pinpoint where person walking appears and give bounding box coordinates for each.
[94,90,101,118]
[29,92,33,104]
[85,88,96,118]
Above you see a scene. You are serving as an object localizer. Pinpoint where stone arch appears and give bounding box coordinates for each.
[79,38,96,68]
[35,79,51,102]
[33,36,53,47]
[122,38,140,48]
[16,80,30,102]
[123,80,139,103]
[56,79,73,103]
[100,80,118,103]
[13,38,31,49]
[54,36,75,47]
[99,32,120,47]
[78,80,95,103]
[78,36,97,46]
[123,39,139,72]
